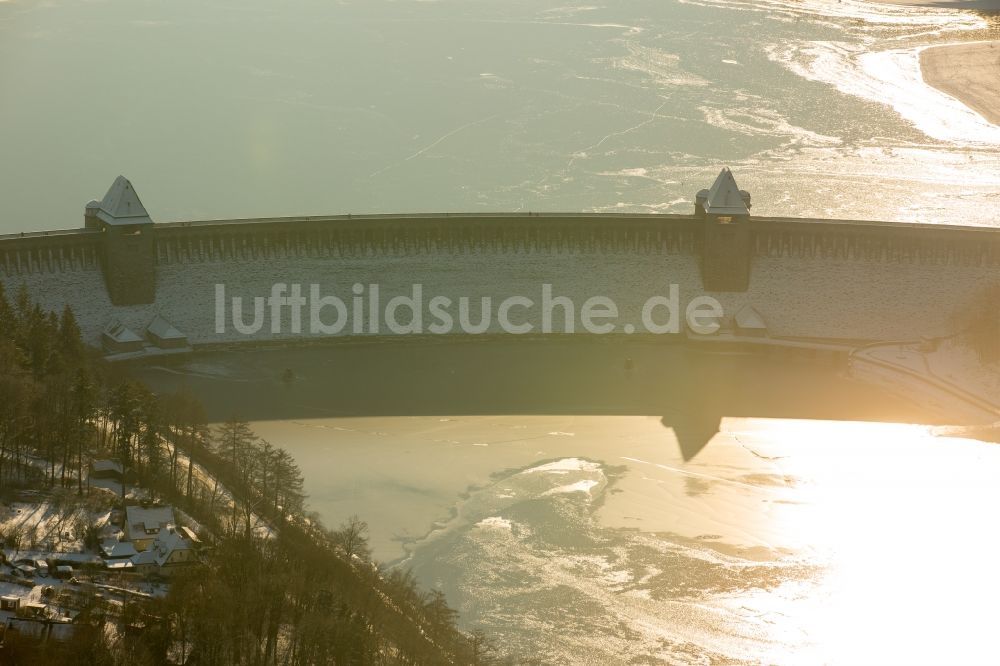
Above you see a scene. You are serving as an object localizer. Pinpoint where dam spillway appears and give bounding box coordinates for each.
[1,170,998,351]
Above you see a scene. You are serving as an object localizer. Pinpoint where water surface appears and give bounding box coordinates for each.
[2,0,999,231]
[130,339,999,664]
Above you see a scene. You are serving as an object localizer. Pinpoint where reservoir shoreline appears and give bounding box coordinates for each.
[920,41,1000,126]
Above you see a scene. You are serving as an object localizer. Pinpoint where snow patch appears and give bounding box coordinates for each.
[476,516,513,530]
[541,480,600,497]
[524,458,601,475]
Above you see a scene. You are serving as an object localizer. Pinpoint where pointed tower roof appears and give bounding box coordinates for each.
[703,167,750,216]
[96,176,153,226]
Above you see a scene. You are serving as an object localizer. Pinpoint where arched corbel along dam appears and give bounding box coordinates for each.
[2,170,999,354]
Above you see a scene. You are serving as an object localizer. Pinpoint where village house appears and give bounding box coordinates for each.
[89,459,125,483]
[130,526,196,577]
[124,505,176,552]
[2,616,76,647]
[10,561,37,578]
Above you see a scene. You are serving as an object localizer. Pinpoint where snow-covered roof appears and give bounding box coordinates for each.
[91,459,124,474]
[100,539,138,559]
[146,315,186,341]
[105,560,133,571]
[131,549,156,566]
[701,167,751,216]
[7,617,47,639]
[103,320,143,344]
[95,176,153,226]
[179,526,200,543]
[151,527,193,567]
[125,505,176,542]
[735,305,767,331]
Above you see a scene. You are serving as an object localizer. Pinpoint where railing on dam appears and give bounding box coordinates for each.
[750,217,1000,265]
[153,212,1000,268]
[152,213,704,264]
[2,210,999,280]
[0,229,103,276]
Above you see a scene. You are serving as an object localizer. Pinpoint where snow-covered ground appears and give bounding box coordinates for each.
[161,434,274,540]
[850,340,1000,423]
[0,494,120,617]
[925,338,1000,400]
[0,497,108,557]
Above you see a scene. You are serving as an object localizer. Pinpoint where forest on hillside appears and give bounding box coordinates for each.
[0,282,504,665]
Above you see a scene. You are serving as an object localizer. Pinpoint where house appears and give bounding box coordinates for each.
[150,527,196,574]
[21,603,47,620]
[129,526,196,577]
[3,616,75,646]
[101,319,144,354]
[11,563,37,578]
[90,459,124,482]
[53,566,73,579]
[124,505,176,552]
[145,315,188,349]
[0,596,19,612]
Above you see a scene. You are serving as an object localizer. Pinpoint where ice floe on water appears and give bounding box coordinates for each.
[475,516,513,530]
[523,457,599,474]
[405,456,819,664]
[541,479,600,497]
[677,0,986,32]
[615,43,710,88]
[700,105,843,147]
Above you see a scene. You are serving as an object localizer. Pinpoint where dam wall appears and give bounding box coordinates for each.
[2,212,998,350]
[2,173,998,352]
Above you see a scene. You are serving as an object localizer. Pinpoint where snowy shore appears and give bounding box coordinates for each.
[850,340,1000,424]
[920,41,1000,127]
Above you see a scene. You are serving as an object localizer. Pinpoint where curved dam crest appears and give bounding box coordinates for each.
[1,173,999,351]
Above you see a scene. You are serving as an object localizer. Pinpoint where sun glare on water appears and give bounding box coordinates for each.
[719,418,1000,665]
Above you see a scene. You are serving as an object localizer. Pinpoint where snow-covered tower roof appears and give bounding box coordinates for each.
[696,167,752,217]
[93,176,153,227]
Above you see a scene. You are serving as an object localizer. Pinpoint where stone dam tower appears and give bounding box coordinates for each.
[84,176,156,306]
[696,167,753,292]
